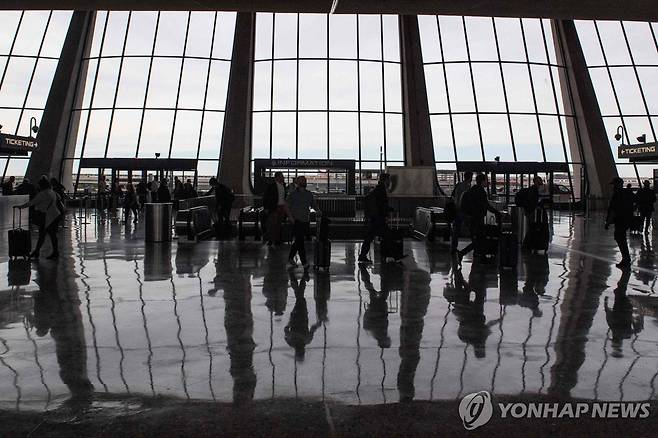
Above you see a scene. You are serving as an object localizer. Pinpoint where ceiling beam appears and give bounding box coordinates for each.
[0,0,655,21]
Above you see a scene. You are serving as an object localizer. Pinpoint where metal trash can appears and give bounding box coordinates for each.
[145,203,173,243]
[510,206,526,245]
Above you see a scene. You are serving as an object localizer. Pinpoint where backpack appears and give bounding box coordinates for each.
[364,190,378,218]
[515,187,530,209]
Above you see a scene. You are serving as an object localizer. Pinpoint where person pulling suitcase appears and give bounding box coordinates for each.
[286,176,320,270]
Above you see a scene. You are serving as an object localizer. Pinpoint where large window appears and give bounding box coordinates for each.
[0,11,72,181]
[419,16,580,195]
[65,11,236,191]
[251,13,404,193]
[576,20,657,180]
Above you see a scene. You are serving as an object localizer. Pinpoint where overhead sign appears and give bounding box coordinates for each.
[257,158,356,169]
[0,134,38,156]
[618,142,658,161]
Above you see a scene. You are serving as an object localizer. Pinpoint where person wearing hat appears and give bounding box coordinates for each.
[605,177,636,269]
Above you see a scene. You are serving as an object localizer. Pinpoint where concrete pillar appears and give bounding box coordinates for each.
[26,11,94,190]
[552,19,617,200]
[218,12,256,198]
[398,15,435,168]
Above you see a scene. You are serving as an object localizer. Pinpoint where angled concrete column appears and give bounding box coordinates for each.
[26,11,94,190]
[218,12,256,198]
[553,19,617,200]
[399,15,435,168]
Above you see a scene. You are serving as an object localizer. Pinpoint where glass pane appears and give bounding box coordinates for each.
[0,11,22,55]
[610,67,648,115]
[361,112,384,161]
[178,59,210,110]
[465,17,497,62]
[575,20,605,66]
[382,15,400,62]
[638,67,658,115]
[329,60,358,110]
[452,114,482,161]
[480,114,514,161]
[271,112,296,158]
[539,115,567,162]
[206,63,230,111]
[531,64,557,114]
[623,22,658,65]
[445,63,475,112]
[255,13,274,61]
[137,110,175,158]
[92,57,121,108]
[424,64,448,114]
[384,63,402,113]
[100,12,129,57]
[272,60,297,110]
[359,15,381,61]
[107,109,142,157]
[329,15,357,59]
[596,21,632,65]
[502,63,534,113]
[330,112,358,159]
[198,112,223,159]
[510,114,543,161]
[299,14,327,58]
[24,59,57,109]
[186,12,214,58]
[521,19,548,64]
[13,11,50,56]
[253,61,272,111]
[298,60,327,110]
[145,58,182,108]
[298,112,327,159]
[274,13,297,59]
[41,11,72,58]
[495,18,526,62]
[212,12,236,60]
[171,110,203,158]
[418,15,441,63]
[360,61,383,112]
[385,113,403,162]
[124,11,157,56]
[439,16,467,62]
[251,112,271,159]
[115,57,150,108]
[0,58,34,107]
[82,110,112,157]
[154,12,189,56]
[472,62,506,113]
[589,68,618,116]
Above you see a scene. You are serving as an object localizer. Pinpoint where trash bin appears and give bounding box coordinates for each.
[510,206,526,245]
[145,203,173,243]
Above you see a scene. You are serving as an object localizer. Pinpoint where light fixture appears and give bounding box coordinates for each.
[0,124,3,132]
[155,153,161,159]
[29,117,39,137]
[637,134,646,143]
[614,125,624,142]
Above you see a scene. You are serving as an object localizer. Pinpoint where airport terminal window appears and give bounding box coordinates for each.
[251,13,404,193]
[419,16,580,195]
[0,10,72,181]
[64,11,236,191]
[575,20,657,180]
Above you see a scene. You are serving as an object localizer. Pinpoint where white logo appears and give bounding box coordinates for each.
[459,391,493,430]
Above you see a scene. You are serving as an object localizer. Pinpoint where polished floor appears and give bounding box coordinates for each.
[0,209,656,415]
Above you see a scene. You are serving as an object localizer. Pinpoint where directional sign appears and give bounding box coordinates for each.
[0,134,38,156]
[618,142,658,161]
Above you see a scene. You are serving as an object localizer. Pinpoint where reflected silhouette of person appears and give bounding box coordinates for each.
[285,271,321,361]
[635,235,655,286]
[32,262,93,403]
[452,265,501,359]
[396,258,431,402]
[217,255,256,405]
[262,252,289,315]
[519,252,550,317]
[604,271,644,358]
[314,270,331,325]
[360,266,391,349]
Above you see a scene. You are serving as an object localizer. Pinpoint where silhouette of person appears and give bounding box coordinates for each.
[313,270,331,325]
[261,252,289,315]
[32,262,93,404]
[635,234,655,286]
[604,270,644,358]
[396,258,431,402]
[452,265,501,359]
[360,266,391,349]
[284,270,321,362]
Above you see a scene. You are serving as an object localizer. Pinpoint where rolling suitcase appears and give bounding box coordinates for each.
[499,231,518,271]
[528,208,550,252]
[8,259,31,286]
[476,218,500,262]
[9,208,31,259]
[314,216,331,270]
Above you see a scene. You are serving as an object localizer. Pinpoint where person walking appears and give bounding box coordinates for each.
[450,171,473,253]
[15,176,62,259]
[286,176,320,269]
[358,173,392,264]
[149,175,159,203]
[2,176,16,195]
[183,179,197,199]
[157,178,171,203]
[208,177,235,230]
[517,176,548,250]
[136,179,148,209]
[606,177,636,269]
[263,171,287,246]
[123,183,139,223]
[457,173,502,263]
[636,180,656,233]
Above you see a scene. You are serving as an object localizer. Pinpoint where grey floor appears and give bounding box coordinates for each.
[0,209,656,415]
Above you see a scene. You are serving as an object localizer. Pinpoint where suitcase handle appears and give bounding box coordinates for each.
[13,206,22,230]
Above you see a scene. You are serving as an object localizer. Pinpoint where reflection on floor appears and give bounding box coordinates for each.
[0,210,656,413]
